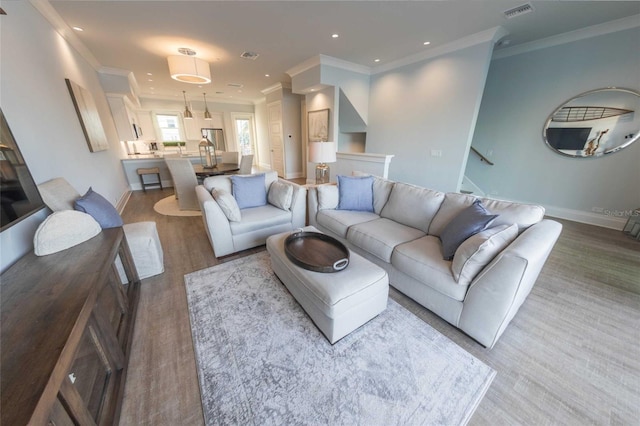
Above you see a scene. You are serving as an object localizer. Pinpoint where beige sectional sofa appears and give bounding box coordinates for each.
[308,177,562,348]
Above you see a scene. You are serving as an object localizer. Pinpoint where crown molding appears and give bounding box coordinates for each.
[139,93,254,106]
[493,14,640,60]
[29,0,101,71]
[260,82,292,95]
[373,26,508,74]
[287,54,371,79]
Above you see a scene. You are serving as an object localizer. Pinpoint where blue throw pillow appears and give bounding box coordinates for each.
[337,175,374,212]
[74,187,124,229]
[231,173,267,209]
[439,199,498,260]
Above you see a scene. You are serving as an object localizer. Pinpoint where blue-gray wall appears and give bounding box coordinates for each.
[466,27,640,229]
[366,42,495,192]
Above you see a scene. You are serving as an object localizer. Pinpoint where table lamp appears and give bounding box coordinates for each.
[309,141,336,184]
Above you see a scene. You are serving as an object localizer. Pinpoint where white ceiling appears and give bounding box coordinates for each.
[47,0,640,104]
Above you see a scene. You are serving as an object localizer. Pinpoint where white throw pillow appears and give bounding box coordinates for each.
[268,180,294,211]
[34,210,102,256]
[317,184,339,210]
[212,188,241,222]
[451,223,518,285]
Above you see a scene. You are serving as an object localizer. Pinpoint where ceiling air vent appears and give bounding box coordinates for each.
[240,51,259,60]
[227,83,244,88]
[503,3,533,19]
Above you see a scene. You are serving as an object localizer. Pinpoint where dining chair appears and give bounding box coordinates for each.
[164,157,200,211]
[221,151,239,165]
[237,154,254,174]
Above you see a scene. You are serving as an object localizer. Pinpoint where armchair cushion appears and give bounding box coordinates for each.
[74,187,123,229]
[231,173,267,209]
[212,188,241,222]
[268,180,294,211]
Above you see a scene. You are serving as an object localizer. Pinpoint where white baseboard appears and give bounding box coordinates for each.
[116,190,132,214]
[544,205,627,231]
[285,171,304,179]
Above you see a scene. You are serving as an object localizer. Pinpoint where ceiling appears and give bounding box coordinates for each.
[47,1,640,104]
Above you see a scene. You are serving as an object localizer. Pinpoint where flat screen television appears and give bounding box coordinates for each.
[0,108,45,231]
[546,127,592,150]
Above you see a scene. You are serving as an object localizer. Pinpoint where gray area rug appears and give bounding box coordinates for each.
[184,252,496,425]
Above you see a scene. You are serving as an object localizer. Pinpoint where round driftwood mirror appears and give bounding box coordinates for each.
[543,88,640,158]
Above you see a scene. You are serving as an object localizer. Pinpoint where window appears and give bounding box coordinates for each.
[156,114,181,142]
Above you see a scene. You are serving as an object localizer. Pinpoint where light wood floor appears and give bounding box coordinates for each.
[119,188,640,425]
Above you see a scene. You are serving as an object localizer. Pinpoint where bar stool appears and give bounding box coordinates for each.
[137,167,163,192]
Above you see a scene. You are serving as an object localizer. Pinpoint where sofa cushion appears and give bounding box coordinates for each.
[317,209,379,238]
[268,180,293,211]
[452,223,518,285]
[74,187,124,229]
[480,198,545,231]
[337,175,374,212]
[212,188,241,222]
[229,204,292,235]
[380,182,444,233]
[391,236,468,301]
[317,184,339,210]
[231,173,267,209]
[429,192,477,237]
[440,199,497,260]
[347,218,425,263]
[372,176,394,215]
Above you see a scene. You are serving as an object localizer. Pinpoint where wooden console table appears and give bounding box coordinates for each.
[1,227,140,425]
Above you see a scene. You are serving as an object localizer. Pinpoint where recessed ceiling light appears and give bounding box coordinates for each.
[423,41,431,46]
[332,34,339,38]
[265,74,270,77]
[72,26,84,32]
[237,90,242,93]
[148,79,153,82]
[147,72,153,76]
[374,59,380,63]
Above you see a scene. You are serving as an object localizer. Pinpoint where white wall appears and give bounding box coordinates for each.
[366,42,495,192]
[1,2,129,271]
[305,87,337,182]
[466,27,640,229]
[254,99,271,169]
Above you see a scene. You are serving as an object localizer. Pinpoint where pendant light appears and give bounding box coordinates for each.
[203,92,212,120]
[182,91,193,119]
[168,48,211,84]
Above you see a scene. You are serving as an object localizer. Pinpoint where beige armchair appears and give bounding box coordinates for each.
[165,157,199,211]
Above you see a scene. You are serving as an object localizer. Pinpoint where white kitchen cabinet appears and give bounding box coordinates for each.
[134,110,157,141]
[106,94,135,142]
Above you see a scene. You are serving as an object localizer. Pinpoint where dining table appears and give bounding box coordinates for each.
[193,163,240,177]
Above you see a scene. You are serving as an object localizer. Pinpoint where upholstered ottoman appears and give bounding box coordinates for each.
[266,226,389,344]
[116,221,164,281]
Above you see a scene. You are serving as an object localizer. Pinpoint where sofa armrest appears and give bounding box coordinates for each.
[196,185,234,257]
[285,179,307,229]
[459,219,562,348]
[307,186,319,228]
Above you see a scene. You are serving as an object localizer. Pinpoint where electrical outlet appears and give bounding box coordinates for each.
[430,149,442,157]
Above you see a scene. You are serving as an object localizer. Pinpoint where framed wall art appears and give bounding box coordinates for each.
[65,78,109,152]
[308,108,329,142]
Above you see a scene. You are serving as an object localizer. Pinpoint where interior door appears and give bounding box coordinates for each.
[267,101,285,177]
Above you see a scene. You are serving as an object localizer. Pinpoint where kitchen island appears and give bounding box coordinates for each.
[121,152,205,190]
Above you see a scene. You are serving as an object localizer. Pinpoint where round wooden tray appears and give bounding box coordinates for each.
[284,230,350,273]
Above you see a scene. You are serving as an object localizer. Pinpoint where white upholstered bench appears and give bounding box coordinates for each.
[266,226,389,344]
